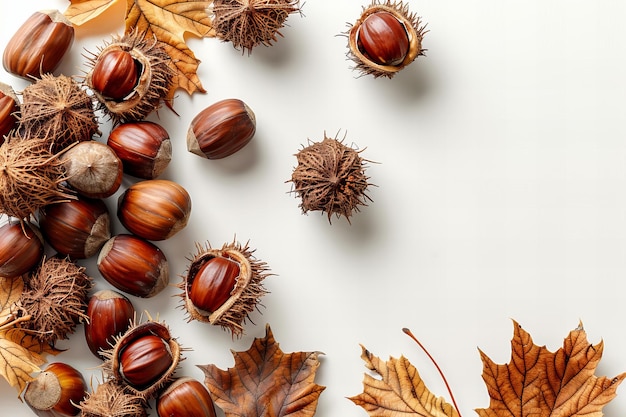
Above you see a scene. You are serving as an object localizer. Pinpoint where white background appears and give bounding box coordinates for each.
[2,1,626,416]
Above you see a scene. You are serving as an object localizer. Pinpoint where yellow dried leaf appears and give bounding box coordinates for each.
[349,345,459,417]
[125,0,215,96]
[0,328,44,394]
[0,277,23,324]
[65,0,119,26]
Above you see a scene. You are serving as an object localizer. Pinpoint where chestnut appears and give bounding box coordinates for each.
[60,141,124,199]
[24,362,86,417]
[117,179,191,241]
[3,10,75,79]
[90,49,140,100]
[38,196,111,259]
[85,290,135,358]
[157,377,217,417]
[0,220,43,278]
[107,121,172,179]
[358,11,409,66]
[187,98,256,159]
[97,234,169,298]
[103,320,181,398]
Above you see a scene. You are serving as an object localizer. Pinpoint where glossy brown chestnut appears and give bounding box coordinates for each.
[190,256,240,314]
[0,221,44,278]
[0,82,18,142]
[358,11,409,66]
[187,98,256,159]
[60,141,124,199]
[24,362,86,417]
[97,234,169,298]
[85,290,135,358]
[117,179,191,241]
[91,49,139,100]
[107,121,172,179]
[157,377,217,417]
[38,196,111,259]
[106,321,181,398]
[3,10,74,79]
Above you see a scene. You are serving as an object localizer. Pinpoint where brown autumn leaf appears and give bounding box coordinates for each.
[125,0,215,97]
[476,320,626,417]
[64,0,118,26]
[199,324,325,417]
[349,345,459,417]
[0,277,23,325]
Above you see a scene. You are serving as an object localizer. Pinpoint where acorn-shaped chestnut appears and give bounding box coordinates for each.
[85,290,135,358]
[38,196,111,259]
[180,240,271,336]
[0,82,19,143]
[157,377,217,417]
[347,1,426,78]
[103,320,181,398]
[24,362,86,417]
[187,98,256,159]
[85,32,174,124]
[60,141,124,199]
[107,121,172,179]
[78,380,148,417]
[97,234,169,298]
[3,10,75,80]
[117,179,191,241]
[0,220,44,278]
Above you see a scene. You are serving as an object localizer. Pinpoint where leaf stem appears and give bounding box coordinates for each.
[402,327,462,417]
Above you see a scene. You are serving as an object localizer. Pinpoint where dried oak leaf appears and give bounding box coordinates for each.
[476,320,626,417]
[349,345,459,417]
[199,324,325,417]
[125,0,215,97]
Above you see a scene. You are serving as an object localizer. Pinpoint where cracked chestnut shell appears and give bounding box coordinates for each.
[180,240,271,337]
[103,320,181,399]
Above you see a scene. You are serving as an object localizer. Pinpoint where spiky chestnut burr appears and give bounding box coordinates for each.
[179,240,271,337]
[85,32,174,124]
[346,0,427,78]
[289,132,373,223]
[18,74,99,153]
[78,380,148,417]
[101,319,182,399]
[18,256,92,347]
[0,135,74,221]
[211,0,301,54]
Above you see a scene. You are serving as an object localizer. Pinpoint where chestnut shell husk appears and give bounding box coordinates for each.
[85,32,174,124]
[101,319,182,399]
[179,240,271,337]
[347,0,427,78]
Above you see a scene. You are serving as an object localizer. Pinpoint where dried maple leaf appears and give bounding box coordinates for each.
[125,0,215,97]
[64,0,118,26]
[0,276,23,325]
[199,324,325,417]
[349,344,459,417]
[476,320,626,417]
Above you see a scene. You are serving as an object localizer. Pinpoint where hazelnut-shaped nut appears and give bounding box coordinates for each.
[24,362,86,417]
[347,1,426,78]
[97,234,169,298]
[24,362,86,416]
[0,82,19,143]
[85,290,135,358]
[78,380,148,417]
[103,320,181,398]
[2,10,74,80]
[180,240,271,337]
[60,141,123,199]
[157,377,217,417]
[107,121,172,179]
[38,196,111,259]
[187,98,256,159]
[91,49,140,101]
[117,179,191,241]
[0,221,43,278]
